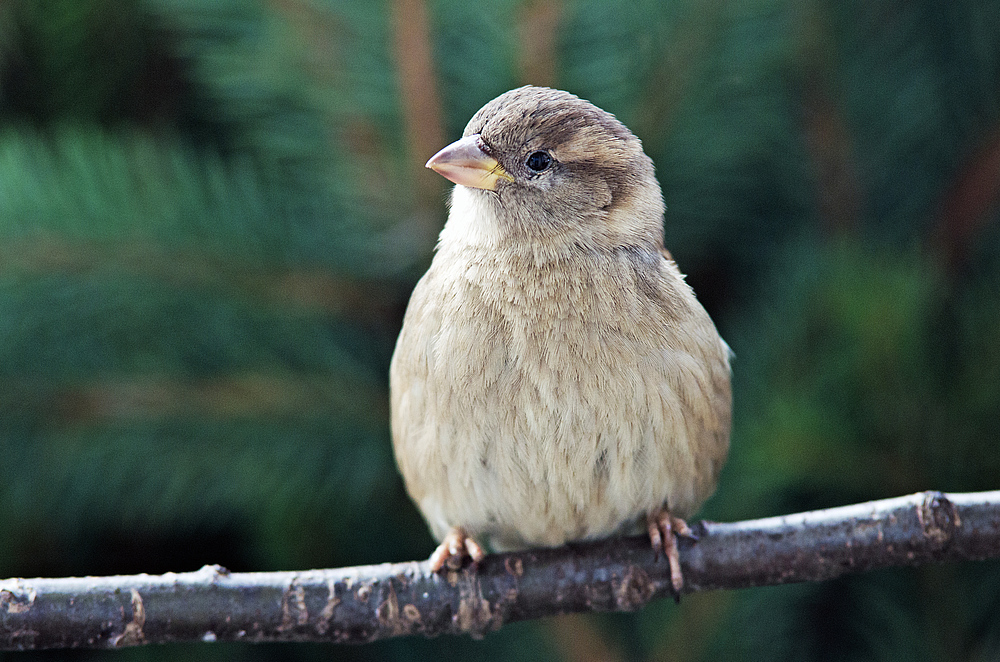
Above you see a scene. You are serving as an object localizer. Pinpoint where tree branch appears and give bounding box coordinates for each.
[2,490,999,650]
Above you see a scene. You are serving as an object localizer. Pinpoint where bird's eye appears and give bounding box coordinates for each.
[525,151,552,172]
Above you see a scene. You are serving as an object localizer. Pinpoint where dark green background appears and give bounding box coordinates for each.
[1,0,999,659]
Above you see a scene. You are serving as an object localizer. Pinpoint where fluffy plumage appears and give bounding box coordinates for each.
[389,86,731,588]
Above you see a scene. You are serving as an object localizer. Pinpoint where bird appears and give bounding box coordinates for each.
[389,86,731,592]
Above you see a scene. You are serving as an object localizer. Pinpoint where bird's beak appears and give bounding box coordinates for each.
[425,135,513,190]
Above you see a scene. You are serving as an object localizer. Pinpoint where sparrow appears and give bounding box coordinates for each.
[389,86,731,592]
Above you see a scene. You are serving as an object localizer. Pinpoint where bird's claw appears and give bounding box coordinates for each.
[647,509,695,596]
[429,527,486,572]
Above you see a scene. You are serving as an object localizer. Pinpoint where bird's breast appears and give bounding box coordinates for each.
[394,241,728,547]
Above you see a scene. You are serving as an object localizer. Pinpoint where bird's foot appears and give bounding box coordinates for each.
[429,527,487,572]
[647,509,696,596]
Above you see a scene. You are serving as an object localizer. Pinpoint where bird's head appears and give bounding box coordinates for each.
[427,86,665,255]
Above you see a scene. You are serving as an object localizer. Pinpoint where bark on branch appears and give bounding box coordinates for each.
[2,490,999,650]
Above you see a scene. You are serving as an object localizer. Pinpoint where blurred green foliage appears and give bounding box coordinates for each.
[1,0,999,660]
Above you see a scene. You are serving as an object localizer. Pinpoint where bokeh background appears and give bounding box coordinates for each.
[2,0,999,660]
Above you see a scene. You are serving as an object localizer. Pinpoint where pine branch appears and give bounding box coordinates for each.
[2,490,998,650]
